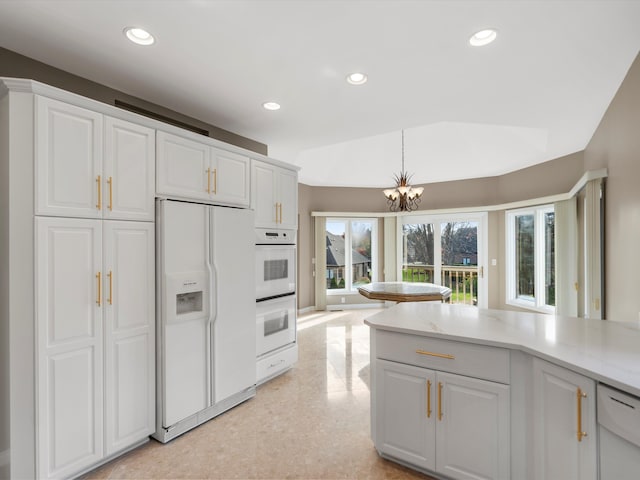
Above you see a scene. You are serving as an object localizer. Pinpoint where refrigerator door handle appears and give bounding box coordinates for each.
[210,261,218,325]
[207,209,218,326]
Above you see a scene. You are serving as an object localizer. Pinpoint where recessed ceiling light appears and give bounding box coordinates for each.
[469,29,497,47]
[263,102,281,111]
[346,72,368,85]
[124,27,155,46]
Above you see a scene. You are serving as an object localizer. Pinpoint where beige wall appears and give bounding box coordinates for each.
[297,184,315,310]
[0,47,266,155]
[0,92,10,471]
[583,51,640,321]
[298,152,585,311]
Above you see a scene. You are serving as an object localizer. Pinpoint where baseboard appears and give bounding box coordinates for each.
[297,306,316,315]
[326,303,384,311]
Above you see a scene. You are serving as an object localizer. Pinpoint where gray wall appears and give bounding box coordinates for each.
[583,51,640,321]
[298,151,585,311]
[0,47,266,155]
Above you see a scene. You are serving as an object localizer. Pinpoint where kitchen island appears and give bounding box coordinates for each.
[365,302,640,480]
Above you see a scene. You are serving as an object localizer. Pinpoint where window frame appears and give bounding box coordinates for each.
[506,205,555,313]
[325,217,378,295]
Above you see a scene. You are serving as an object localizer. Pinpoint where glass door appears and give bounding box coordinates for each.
[399,213,487,308]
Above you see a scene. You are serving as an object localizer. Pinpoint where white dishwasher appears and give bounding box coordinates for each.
[598,384,640,479]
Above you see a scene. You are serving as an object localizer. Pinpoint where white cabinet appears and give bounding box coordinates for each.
[532,358,597,480]
[35,217,103,479]
[376,360,435,471]
[103,117,156,221]
[103,221,155,455]
[156,131,250,207]
[251,160,297,229]
[35,217,154,479]
[373,332,510,480]
[36,96,155,221]
[436,371,510,480]
[211,147,251,206]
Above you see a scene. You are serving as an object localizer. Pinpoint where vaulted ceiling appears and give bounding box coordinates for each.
[1,1,639,187]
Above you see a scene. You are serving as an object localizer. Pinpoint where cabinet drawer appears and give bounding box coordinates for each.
[375,330,510,384]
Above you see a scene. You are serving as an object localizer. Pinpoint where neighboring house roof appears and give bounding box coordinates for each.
[326,232,370,267]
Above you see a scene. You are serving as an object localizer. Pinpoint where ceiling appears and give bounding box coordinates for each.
[0,1,639,188]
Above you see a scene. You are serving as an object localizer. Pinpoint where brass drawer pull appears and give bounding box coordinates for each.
[577,388,588,442]
[96,175,102,210]
[438,381,443,421]
[107,176,113,211]
[107,270,113,305]
[96,271,102,306]
[427,380,432,418]
[416,349,455,360]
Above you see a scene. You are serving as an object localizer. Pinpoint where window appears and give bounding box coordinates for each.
[506,205,555,312]
[326,218,377,293]
[401,214,486,307]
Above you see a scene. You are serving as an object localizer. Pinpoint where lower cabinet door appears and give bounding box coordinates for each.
[36,217,104,479]
[375,359,436,471]
[436,372,510,480]
[532,358,597,480]
[103,221,155,455]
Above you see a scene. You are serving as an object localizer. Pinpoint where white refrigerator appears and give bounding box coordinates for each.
[154,199,256,443]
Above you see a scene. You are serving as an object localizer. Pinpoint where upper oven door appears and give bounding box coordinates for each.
[255,244,296,300]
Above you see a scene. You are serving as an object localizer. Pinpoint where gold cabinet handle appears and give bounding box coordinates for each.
[438,382,443,421]
[279,203,283,224]
[213,168,217,194]
[427,380,432,418]
[577,388,588,442]
[96,272,102,306]
[107,270,113,305]
[96,175,102,210]
[275,203,279,223]
[206,168,211,194]
[416,349,455,360]
[107,176,113,211]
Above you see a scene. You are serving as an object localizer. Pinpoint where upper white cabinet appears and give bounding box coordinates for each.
[532,358,597,480]
[35,217,155,479]
[103,117,156,221]
[252,159,298,229]
[156,131,250,207]
[36,96,103,218]
[36,96,155,221]
[373,331,511,480]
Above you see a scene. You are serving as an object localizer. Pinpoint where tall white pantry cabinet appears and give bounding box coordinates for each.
[0,79,155,479]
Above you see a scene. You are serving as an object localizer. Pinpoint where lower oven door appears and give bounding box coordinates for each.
[256,294,296,357]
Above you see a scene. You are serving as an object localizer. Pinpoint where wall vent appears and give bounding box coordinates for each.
[114,99,209,136]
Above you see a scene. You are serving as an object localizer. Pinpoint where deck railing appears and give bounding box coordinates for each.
[402,264,478,306]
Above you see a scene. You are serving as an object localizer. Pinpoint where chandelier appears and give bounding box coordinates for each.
[383,130,424,212]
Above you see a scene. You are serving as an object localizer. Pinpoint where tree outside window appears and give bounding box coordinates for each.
[326,219,377,292]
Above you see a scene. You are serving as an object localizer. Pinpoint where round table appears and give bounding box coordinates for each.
[357,282,452,303]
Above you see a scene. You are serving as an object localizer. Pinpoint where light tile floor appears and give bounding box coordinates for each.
[84,309,434,479]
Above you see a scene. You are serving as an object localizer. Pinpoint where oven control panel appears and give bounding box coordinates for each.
[255,227,297,245]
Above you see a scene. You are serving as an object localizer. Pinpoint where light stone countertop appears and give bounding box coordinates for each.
[364,302,640,397]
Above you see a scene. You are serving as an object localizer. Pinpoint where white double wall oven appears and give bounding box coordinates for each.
[255,228,298,380]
